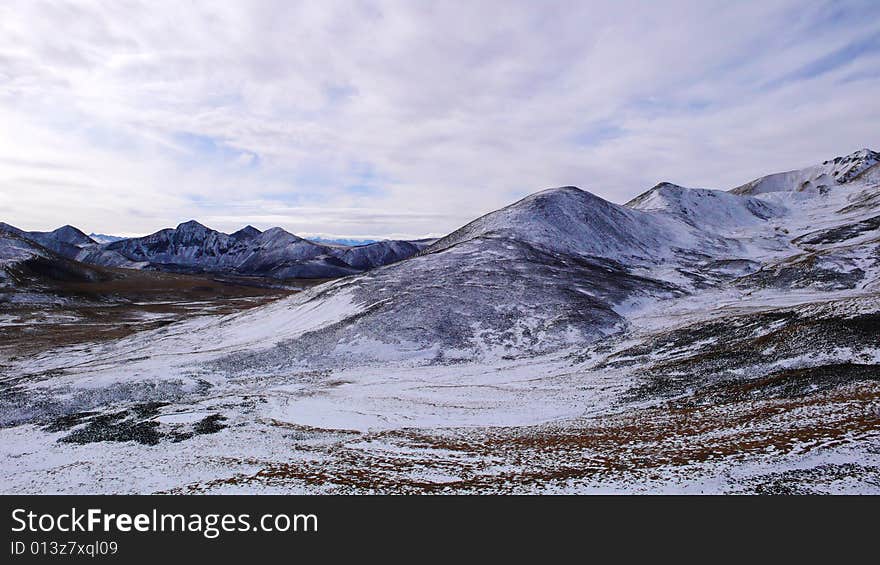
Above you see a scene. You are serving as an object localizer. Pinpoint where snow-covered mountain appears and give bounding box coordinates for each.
[337,239,422,270]
[87,221,425,278]
[0,230,111,303]
[63,148,879,363]
[0,231,49,276]
[426,186,685,261]
[88,233,126,244]
[6,148,878,357]
[626,182,784,231]
[3,148,880,494]
[0,223,96,259]
[309,236,378,246]
[731,148,880,196]
[1,220,427,279]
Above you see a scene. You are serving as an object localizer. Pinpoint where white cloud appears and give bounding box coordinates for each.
[0,0,878,237]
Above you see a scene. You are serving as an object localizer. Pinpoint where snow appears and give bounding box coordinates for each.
[259,351,629,430]
[0,234,44,267]
[2,148,880,493]
[627,182,785,232]
[83,222,425,279]
[732,148,880,196]
[427,186,694,262]
[88,233,126,244]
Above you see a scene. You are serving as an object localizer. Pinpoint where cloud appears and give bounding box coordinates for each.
[0,0,878,237]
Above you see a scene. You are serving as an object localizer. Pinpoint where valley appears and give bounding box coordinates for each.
[0,266,308,355]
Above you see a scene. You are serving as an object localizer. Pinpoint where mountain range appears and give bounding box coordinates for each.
[3,148,880,493]
[0,220,433,286]
[197,147,879,365]
[4,148,879,336]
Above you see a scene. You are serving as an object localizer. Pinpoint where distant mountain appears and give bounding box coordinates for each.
[1,219,425,280]
[337,240,422,270]
[309,236,378,246]
[230,225,261,241]
[0,223,95,259]
[0,230,112,303]
[6,147,879,296]
[76,221,424,279]
[88,233,126,244]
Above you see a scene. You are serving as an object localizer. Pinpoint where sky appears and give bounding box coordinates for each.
[1,0,879,239]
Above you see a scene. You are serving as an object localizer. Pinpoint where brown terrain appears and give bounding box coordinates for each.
[0,266,323,356]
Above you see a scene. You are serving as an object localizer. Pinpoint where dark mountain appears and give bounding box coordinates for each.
[2,220,425,279]
[0,230,113,303]
[84,221,424,278]
[0,222,95,259]
[231,225,261,240]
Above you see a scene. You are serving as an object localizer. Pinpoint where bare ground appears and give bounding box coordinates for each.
[0,267,321,355]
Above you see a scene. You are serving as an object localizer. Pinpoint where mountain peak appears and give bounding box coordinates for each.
[51,225,94,244]
[521,185,588,202]
[732,148,880,195]
[0,222,21,235]
[89,233,125,244]
[838,147,878,161]
[231,225,262,240]
[261,226,292,236]
[426,184,678,260]
[533,185,584,195]
[257,226,304,244]
[653,181,685,190]
[625,182,686,208]
[175,220,209,231]
[507,186,613,212]
[822,148,879,167]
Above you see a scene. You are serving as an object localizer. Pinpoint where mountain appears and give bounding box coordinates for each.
[426,186,686,261]
[230,225,261,241]
[309,236,378,246]
[188,186,703,364]
[337,240,421,270]
[82,221,423,279]
[104,148,879,364]
[0,230,112,303]
[731,148,880,196]
[626,182,784,231]
[88,233,126,244]
[2,220,429,280]
[0,223,95,259]
[100,220,249,270]
[4,148,880,494]
[0,231,50,281]
[0,223,137,274]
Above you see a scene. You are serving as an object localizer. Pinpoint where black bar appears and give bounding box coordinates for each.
[1,495,876,561]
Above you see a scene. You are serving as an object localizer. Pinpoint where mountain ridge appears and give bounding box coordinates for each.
[180,146,880,362]
[1,220,431,280]
[730,148,880,196]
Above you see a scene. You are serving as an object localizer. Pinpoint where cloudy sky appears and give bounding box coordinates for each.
[1,1,878,239]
